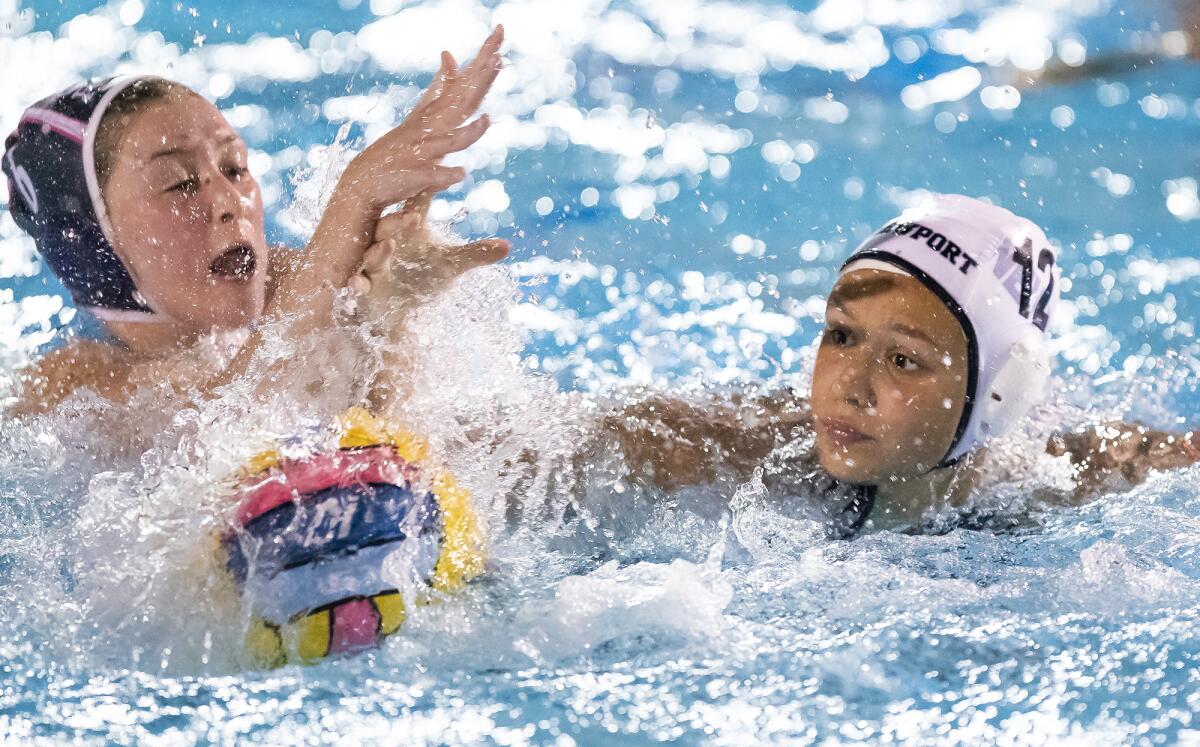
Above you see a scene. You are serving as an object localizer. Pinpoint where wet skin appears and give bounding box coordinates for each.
[810,269,970,485]
[102,91,269,332]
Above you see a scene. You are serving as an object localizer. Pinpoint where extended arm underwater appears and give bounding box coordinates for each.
[1047,421,1200,495]
[602,388,813,493]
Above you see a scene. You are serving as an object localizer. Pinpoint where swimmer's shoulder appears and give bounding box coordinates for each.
[8,340,132,416]
[267,246,300,282]
[262,245,305,307]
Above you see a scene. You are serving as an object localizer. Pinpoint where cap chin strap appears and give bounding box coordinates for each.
[930,330,1050,472]
[84,306,171,324]
[82,76,171,323]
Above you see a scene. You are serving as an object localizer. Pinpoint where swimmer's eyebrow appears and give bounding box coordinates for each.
[890,324,937,346]
[149,146,186,161]
[828,274,896,309]
[828,299,854,317]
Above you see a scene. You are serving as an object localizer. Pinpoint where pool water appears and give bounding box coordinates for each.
[3,0,1200,743]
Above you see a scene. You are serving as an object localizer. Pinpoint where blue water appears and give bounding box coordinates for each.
[3,0,1200,743]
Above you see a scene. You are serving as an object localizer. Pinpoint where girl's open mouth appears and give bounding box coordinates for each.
[209,244,257,280]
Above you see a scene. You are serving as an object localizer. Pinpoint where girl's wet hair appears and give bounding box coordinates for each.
[93,77,197,192]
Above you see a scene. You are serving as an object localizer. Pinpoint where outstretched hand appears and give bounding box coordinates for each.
[295,25,506,293]
[348,189,510,302]
[338,25,506,213]
[1047,421,1200,489]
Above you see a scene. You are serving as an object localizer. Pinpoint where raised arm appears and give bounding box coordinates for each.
[207,29,505,394]
[270,26,505,322]
[8,30,507,417]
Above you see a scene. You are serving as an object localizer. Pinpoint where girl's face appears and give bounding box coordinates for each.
[810,269,970,484]
[103,92,267,331]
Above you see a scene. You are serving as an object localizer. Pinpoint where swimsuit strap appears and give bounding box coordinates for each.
[827,483,878,540]
[842,484,877,535]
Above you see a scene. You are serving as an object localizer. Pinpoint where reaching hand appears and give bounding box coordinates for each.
[293,25,505,296]
[1047,421,1200,488]
[348,189,510,302]
[337,25,506,212]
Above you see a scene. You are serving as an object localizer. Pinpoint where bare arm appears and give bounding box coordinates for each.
[204,28,506,394]
[6,343,125,416]
[8,30,506,416]
[250,27,504,336]
[600,388,812,492]
[1047,421,1200,496]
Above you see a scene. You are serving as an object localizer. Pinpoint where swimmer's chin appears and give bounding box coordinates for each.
[816,443,905,486]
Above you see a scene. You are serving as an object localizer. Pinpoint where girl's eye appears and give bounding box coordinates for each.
[168,176,199,195]
[891,353,920,371]
[824,327,850,346]
[225,166,248,180]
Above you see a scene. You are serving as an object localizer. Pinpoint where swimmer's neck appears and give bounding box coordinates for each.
[105,317,210,356]
[869,458,980,526]
[104,264,283,356]
[104,281,279,356]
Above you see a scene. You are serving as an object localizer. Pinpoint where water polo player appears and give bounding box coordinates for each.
[605,194,1200,533]
[2,27,507,414]
[2,31,507,665]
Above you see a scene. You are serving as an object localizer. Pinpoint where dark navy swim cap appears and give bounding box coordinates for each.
[3,76,161,319]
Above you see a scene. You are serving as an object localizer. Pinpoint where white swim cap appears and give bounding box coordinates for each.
[839,194,1060,467]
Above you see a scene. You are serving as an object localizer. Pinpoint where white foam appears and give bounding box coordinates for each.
[511,540,733,663]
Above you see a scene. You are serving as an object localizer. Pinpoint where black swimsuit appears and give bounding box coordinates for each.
[828,483,878,540]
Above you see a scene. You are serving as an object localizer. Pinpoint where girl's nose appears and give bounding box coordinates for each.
[206,173,242,225]
[833,356,876,410]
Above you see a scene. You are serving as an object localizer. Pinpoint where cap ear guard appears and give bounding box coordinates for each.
[3,76,159,319]
[976,329,1051,440]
